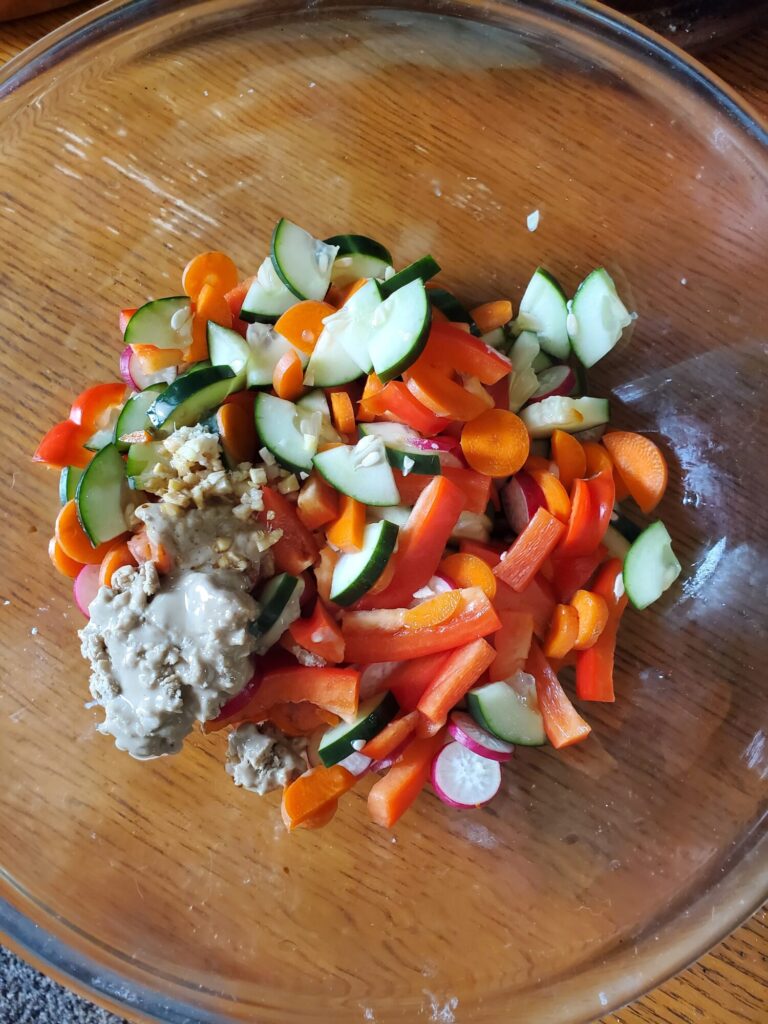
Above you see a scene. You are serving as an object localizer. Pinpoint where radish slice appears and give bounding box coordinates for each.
[431,741,502,808]
[448,711,514,762]
[337,751,372,775]
[501,471,546,534]
[411,572,456,602]
[408,434,467,468]
[73,564,102,618]
[527,365,576,404]
[120,345,178,391]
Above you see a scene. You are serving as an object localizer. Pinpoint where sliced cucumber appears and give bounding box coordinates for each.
[623,521,681,610]
[325,234,393,287]
[271,218,338,301]
[515,268,570,359]
[313,436,400,506]
[123,296,193,350]
[126,440,166,490]
[147,365,237,436]
[240,257,295,324]
[368,278,431,382]
[318,691,399,766]
[481,326,507,350]
[254,392,316,473]
[84,427,119,452]
[207,321,251,376]
[467,676,546,746]
[304,321,366,387]
[295,389,340,445]
[428,288,477,331]
[569,268,632,369]
[325,233,392,265]
[330,520,400,606]
[75,443,128,546]
[520,395,610,439]
[244,321,309,387]
[379,255,440,300]
[320,279,383,373]
[359,422,441,475]
[367,504,411,529]
[59,465,84,505]
[531,350,555,373]
[113,384,165,451]
[602,525,632,562]
[508,331,541,412]
[251,573,304,654]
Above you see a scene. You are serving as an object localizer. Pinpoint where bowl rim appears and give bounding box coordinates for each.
[0,1,766,1022]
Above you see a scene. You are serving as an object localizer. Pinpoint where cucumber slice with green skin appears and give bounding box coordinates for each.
[467,675,546,746]
[251,573,304,654]
[482,326,507,350]
[318,690,399,766]
[124,296,193,350]
[569,268,633,369]
[520,395,610,439]
[254,392,316,473]
[207,321,251,376]
[126,440,166,490]
[244,321,309,387]
[304,321,366,387]
[378,255,440,300]
[428,288,478,333]
[367,504,411,529]
[320,279,383,373]
[515,268,570,360]
[295,389,340,445]
[240,257,295,324]
[84,427,119,452]
[324,233,393,265]
[75,443,129,545]
[330,520,400,606]
[508,331,541,412]
[113,384,165,451]
[270,218,338,301]
[147,365,238,436]
[325,234,393,285]
[602,525,632,562]
[368,278,431,382]
[59,466,84,505]
[359,422,441,475]
[531,350,555,373]
[313,436,400,506]
[623,521,681,610]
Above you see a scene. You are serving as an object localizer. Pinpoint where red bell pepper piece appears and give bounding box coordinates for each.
[490,610,534,680]
[33,419,93,469]
[494,507,566,592]
[363,379,452,436]
[393,465,491,516]
[69,382,127,431]
[575,558,628,702]
[257,486,319,574]
[288,600,345,664]
[423,321,512,385]
[557,470,615,559]
[244,664,360,722]
[417,637,497,735]
[551,544,608,603]
[585,469,615,550]
[386,651,452,710]
[525,638,591,749]
[458,538,506,567]
[224,276,256,338]
[494,574,556,638]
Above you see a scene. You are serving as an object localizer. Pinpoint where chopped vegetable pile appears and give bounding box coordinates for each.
[34,218,682,830]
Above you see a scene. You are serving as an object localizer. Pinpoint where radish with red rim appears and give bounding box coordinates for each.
[431,740,502,808]
[501,471,546,534]
[527,365,576,404]
[448,711,514,762]
[73,564,102,618]
[119,345,177,392]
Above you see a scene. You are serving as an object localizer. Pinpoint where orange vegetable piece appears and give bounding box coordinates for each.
[527,469,571,523]
[289,600,345,663]
[570,589,609,651]
[493,508,566,592]
[469,299,513,333]
[282,765,357,831]
[268,702,339,737]
[195,281,233,329]
[491,609,534,679]
[582,440,613,477]
[131,344,183,373]
[272,349,305,401]
[298,800,340,830]
[315,546,338,605]
[524,455,554,473]
[551,430,586,491]
[329,390,356,436]
[417,637,497,735]
[367,557,396,596]
[404,364,491,422]
[367,730,446,828]
[326,496,365,552]
[439,552,497,600]
[361,711,420,761]
[48,537,83,579]
[602,431,669,513]
[217,401,257,466]
[55,501,117,565]
[403,590,462,628]
[341,278,369,303]
[526,639,591,749]
[98,541,137,588]
[182,250,238,302]
[275,300,335,355]
[543,603,579,659]
[460,408,530,477]
[297,473,339,530]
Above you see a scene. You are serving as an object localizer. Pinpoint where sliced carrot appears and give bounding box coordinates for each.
[272,348,305,401]
[491,609,534,680]
[458,538,505,567]
[98,541,137,588]
[315,546,338,605]
[326,495,365,552]
[525,639,591,749]
[551,430,586,491]
[543,604,579,659]
[439,552,497,600]
[329,390,356,436]
[48,537,83,579]
[361,711,420,761]
[417,638,496,735]
[298,800,340,830]
[186,318,209,364]
[195,281,233,329]
[297,473,339,530]
[289,600,345,663]
[367,730,446,827]
[582,440,613,477]
[570,589,609,651]
[527,469,571,523]
[182,250,239,302]
[217,401,257,466]
[55,501,117,565]
[460,408,530,477]
[282,765,357,831]
[469,299,513,334]
[493,508,566,592]
[524,454,554,473]
[275,300,335,355]
[403,590,462,628]
[131,344,183,373]
[602,431,669,513]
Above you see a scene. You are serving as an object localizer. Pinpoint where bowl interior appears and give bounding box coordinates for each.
[0,2,766,1022]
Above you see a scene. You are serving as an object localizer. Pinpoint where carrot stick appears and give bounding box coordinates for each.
[439,552,497,600]
[367,730,446,827]
[326,495,365,552]
[543,603,579,659]
[569,589,609,651]
[493,507,566,592]
[195,281,233,329]
[601,431,669,513]
[416,638,496,735]
[551,430,586,491]
[272,349,305,401]
[329,390,356,436]
[460,408,530,477]
[274,300,335,355]
[361,711,420,760]
[282,765,357,831]
[217,401,257,466]
[182,251,238,302]
[469,299,513,333]
[297,473,339,530]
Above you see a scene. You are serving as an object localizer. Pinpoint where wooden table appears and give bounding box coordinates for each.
[0,5,765,1024]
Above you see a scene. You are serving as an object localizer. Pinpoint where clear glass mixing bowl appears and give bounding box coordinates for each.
[0,2,766,1021]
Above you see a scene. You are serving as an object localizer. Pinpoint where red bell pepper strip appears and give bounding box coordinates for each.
[404,363,491,422]
[556,471,614,560]
[362,379,452,436]
[241,664,360,723]
[33,420,93,469]
[393,466,491,516]
[575,558,628,702]
[342,586,501,663]
[423,322,512,385]
[224,276,256,338]
[525,638,591,749]
[494,574,556,639]
[288,600,345,664]
[494,507,566,592]
[119,308,138,335]
[367,729,446,827]
[257,486,319,574]
[69,382,127,431]
[386,651,452,710]
[585,469,615,550]
[551,544,608,603]
[417,637,497,735]
[458,538,506,567]
[490,610,534,680]
[356,476,464,609]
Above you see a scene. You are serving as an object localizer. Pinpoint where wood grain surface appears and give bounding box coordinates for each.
[0,4,765,1024]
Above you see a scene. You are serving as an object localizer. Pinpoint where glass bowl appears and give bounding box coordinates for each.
[0,2,766,1022]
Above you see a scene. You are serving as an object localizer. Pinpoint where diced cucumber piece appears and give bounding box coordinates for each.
[244,321,309,387]
[379,255,440,299]
[254,392,316,473]
[75,443,129,545]
[359,422,441,475]
[482,326,507,350]
[367,504,411,529]
[368,278,431,382]
[320,279,383,373]
[59,465,84,505]
[467,676,546,746]
[271,218,338,301]
[515,268,570,359]
[113,384,165,451]
[450,511,492,543]
[123,296,193,350]
[295,389,340,445]
[304,321,366,387]
[313,436,400,506]
[602,525,632,562]
[251,573,304,654]
[318,691,399,766]
[330,520,400,606]
[147,365,238,436]
[240,257,295,324]
[508,331,541,412]
[428,288,477,332]
[520,395,610,439]
[207,321,250,376]
[84,427,119,453]
[325,234,393,287]
[569,268,632,369]
[126,440,166,490]
[623,521,681,610]
[531,350,555,373]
